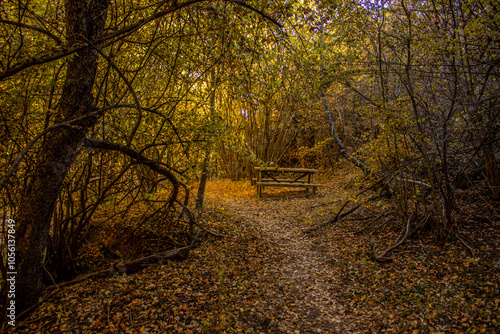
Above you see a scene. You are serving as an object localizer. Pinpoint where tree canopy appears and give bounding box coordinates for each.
[0,0,498,323]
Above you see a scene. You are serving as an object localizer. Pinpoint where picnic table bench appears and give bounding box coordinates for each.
[254,167,321,197]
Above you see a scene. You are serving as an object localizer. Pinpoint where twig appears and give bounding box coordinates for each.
[305,193,386,233]
[225,0,283,27]
[347,216,376,221]
[0,19,63,45]
[370,215,412,262]
[194,220,227,238]
[43,266,61,290]
[352,209,391,234]
[310,200,340,209]
[454,230,477,257]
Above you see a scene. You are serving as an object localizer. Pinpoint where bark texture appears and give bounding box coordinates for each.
[16,0,109,313]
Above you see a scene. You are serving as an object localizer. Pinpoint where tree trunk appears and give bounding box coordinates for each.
[196,68,218,210]
[196,157,210,210]
[321,87,370,173]
[15,0,109,313]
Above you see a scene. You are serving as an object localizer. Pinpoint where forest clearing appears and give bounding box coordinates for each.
[1,0,499,332]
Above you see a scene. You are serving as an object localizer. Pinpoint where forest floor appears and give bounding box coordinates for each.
[8,167,500,333]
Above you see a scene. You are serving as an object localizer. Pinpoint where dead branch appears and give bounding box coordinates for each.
[322,87,370,173]
[393,176,431,188]
[370,215,411,262]
[113,246,190,274]
[305,199,352,233]
[173,199,227,238]
[352,209,391,234]
[195,220,228,238]
[47,246,190,291]
[306,193,386,233]
[310,200,340,209]
[454,230,477,257]
[321,88,431,187]
[347,216,376,221]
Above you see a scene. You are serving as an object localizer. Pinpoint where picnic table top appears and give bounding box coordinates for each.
[254,167,319,173]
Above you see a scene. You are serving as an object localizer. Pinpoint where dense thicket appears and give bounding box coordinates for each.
[0,0,498,318]
[314,0,499,241]
[0,0,287,314]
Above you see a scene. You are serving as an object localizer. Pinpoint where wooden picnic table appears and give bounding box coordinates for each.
[254,167,321,197]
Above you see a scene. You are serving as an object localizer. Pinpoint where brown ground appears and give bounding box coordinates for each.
[7,168,500,333]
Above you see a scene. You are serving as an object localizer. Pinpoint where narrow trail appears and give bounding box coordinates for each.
[12,180,499,333]
[205,182,352,333]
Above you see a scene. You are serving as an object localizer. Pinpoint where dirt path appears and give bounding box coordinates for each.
[205,181,352,333]
[12,179,499,333]
[202,178,500,334]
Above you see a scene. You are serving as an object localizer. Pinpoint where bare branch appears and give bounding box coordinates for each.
[0,19,63,45]
[370,215,411,262]
[82,138,181,208]
[0,110,104,192]
[305,193,386,233]
[225,0,283,28]
[0,44,88,80]
[454,230,477,257]
[0,0,282,81]
[322,87,371,173]
[81,36,143,147]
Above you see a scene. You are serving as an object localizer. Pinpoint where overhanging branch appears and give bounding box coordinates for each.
[0,0,282,81]
[225,0,283,28]
[83,138,181,207]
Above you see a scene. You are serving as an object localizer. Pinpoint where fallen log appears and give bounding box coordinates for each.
[47,246,190,290]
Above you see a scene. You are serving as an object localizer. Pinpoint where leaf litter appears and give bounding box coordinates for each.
[10,167,500,333]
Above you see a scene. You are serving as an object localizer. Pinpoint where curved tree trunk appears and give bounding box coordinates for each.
[15,0,109,313]
[321,87,370,173]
